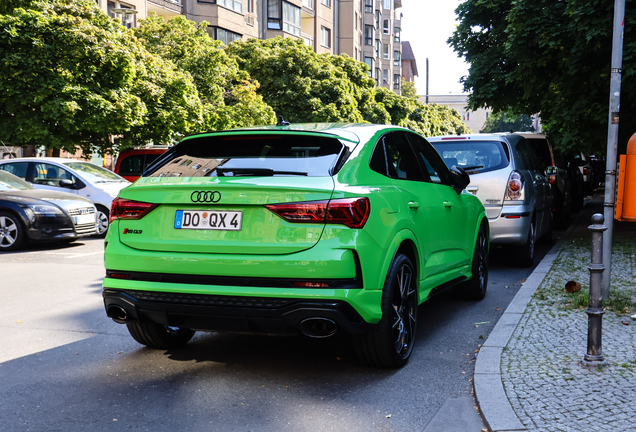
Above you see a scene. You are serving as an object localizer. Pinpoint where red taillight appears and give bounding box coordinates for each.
[505,172,523,200]
[583,167,589,175]
[549,175,557,184]
[110,198,158,223]
[266,197,370,229]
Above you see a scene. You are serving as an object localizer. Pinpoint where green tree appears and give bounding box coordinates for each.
[0,0,202,155]
[226,37,374,123]
[401,79,419,101]
[449,0,636,153]
[134,15,275,132]
[480,111,535,133]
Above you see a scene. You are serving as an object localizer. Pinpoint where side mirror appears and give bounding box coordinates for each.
[449,165,470,193]
[59,179,74,188]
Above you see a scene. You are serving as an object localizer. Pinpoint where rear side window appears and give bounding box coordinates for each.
[431,140,510,174]
[526,138,553,167]
[145,134,346,178]
[0,162,29,179]
[119,155,144,176]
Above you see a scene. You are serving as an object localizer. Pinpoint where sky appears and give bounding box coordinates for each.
[399,0,469,96]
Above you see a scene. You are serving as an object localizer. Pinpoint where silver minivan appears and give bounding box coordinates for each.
[428,133,552,267]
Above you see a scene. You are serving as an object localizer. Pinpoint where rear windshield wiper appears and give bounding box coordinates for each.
[459,165,484,171]
[214,168,308,176]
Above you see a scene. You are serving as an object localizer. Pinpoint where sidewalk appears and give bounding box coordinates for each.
[475,194,636,432]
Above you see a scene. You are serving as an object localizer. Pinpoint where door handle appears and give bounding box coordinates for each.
[408,201,420,209]
[443,201,453,208]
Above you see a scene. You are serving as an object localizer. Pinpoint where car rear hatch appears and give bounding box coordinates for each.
[114,131,352,255]
[431,139,511,219]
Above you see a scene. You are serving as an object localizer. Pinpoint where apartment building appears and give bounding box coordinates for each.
[95,0,183,25]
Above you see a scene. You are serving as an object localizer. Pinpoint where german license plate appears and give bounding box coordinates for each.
[74,214,95,225]
[174,210,242,231]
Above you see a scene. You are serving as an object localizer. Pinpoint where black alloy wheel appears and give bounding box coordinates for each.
[354,253,418,368]
[453,224,488,300]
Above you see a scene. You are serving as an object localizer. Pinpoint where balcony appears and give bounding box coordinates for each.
[302,0,315,10]
[302,33,314,48]
[147,0,182,15]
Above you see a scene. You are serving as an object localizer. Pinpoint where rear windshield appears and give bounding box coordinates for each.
[431,140,510,174]
[144,134,346,178]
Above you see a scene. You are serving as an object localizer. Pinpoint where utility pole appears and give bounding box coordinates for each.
[425,58,429,104]
[602,0,626,299]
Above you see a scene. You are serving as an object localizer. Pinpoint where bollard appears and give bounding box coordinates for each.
[581,214,610,367]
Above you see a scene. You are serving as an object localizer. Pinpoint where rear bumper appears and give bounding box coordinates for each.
[103,289,375,335]
[488,205,532,245]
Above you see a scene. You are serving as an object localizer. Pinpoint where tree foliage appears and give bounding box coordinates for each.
[0,0,203,155]
[134,15,275,132]
[449,0,636,154]
[480,111,535,133]
[401,79,419,101]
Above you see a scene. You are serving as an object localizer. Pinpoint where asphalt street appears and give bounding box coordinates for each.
[0,235,556,431]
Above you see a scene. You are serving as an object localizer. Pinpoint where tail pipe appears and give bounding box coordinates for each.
[299,317,337,338]
[106,305,128,324]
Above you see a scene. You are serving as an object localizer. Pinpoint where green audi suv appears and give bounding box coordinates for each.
[103,124,489,368]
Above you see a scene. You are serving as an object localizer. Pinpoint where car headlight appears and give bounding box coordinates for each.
[26,204,64,216]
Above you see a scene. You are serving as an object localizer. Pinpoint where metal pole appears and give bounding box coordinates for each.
[582,214,609,367]
[602,0,626,299]
[425,58,429,104]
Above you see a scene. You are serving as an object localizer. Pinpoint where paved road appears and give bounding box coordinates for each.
[0,235,556,431]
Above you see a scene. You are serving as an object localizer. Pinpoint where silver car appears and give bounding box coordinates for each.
[429,133,552,267]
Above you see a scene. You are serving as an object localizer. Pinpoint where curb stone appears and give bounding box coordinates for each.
[474,208,585,432]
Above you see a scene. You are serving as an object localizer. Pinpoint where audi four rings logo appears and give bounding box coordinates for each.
[191,191,221,203]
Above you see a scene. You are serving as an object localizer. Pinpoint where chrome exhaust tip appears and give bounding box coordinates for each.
[299,317,337,338]
[106,305,128,324]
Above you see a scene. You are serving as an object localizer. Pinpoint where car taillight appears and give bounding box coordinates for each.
[110,198,158,223]
[583,167,589,175]
[266,197,370,229]
[505,172,524,200]
[549,175,557,185]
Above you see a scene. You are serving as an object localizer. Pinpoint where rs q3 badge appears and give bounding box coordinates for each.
[123,228,143,234]
[191,191,221,203]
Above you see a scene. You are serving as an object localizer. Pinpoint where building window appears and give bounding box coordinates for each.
[247,0,253,12]
[108,2,135,29]
[321,26,331,48]
[383,43,389,60]
[393,74,400,90]
[302,0,314,8]
[205,0,243,13]
[268,0,282,29]
[394,26,401,43]
[364,25,373,46]
[375,10,380,28]
[383,69,389,84]
[364,0,372,13]
[375,68,381,85]
[321,0,330,6]
[208,26,242,45]
[364,57,375,77]
[393,50,400,66]
[383,18,390,34]
[375,39,380,58]
[466,112,470,121]
[283,1,301,36]
[354,12,358,29]
[383,0,391,10]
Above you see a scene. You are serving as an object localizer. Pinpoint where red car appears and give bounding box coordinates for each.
[114,147,169,182]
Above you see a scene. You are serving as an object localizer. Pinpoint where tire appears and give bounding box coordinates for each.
[0,211,25,252]
[126,321,195,349]
[353,253,418,368]
[538,213,554,245]
[515,221,535,268]
[95,205,109,238]
[453,225,488,301]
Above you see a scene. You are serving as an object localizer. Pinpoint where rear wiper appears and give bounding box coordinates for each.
[215,168,308,176]
[460,165,484,171]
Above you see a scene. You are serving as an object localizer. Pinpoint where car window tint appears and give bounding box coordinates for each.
[516,140,542,172]
[431,140,510,174]
[33,163,74,187]
[407,133,452,185]
[526,138,553,168]
[146,134,345,178]
[369,141,388,176]
[0,162,29,179]
[383,132,426,181]
[119,155,144,176]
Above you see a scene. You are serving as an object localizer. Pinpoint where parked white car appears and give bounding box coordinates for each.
[0,158,130,236]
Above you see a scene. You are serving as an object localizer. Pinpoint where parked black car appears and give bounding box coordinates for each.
[519,133,573,228]
[0,171,97,251]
